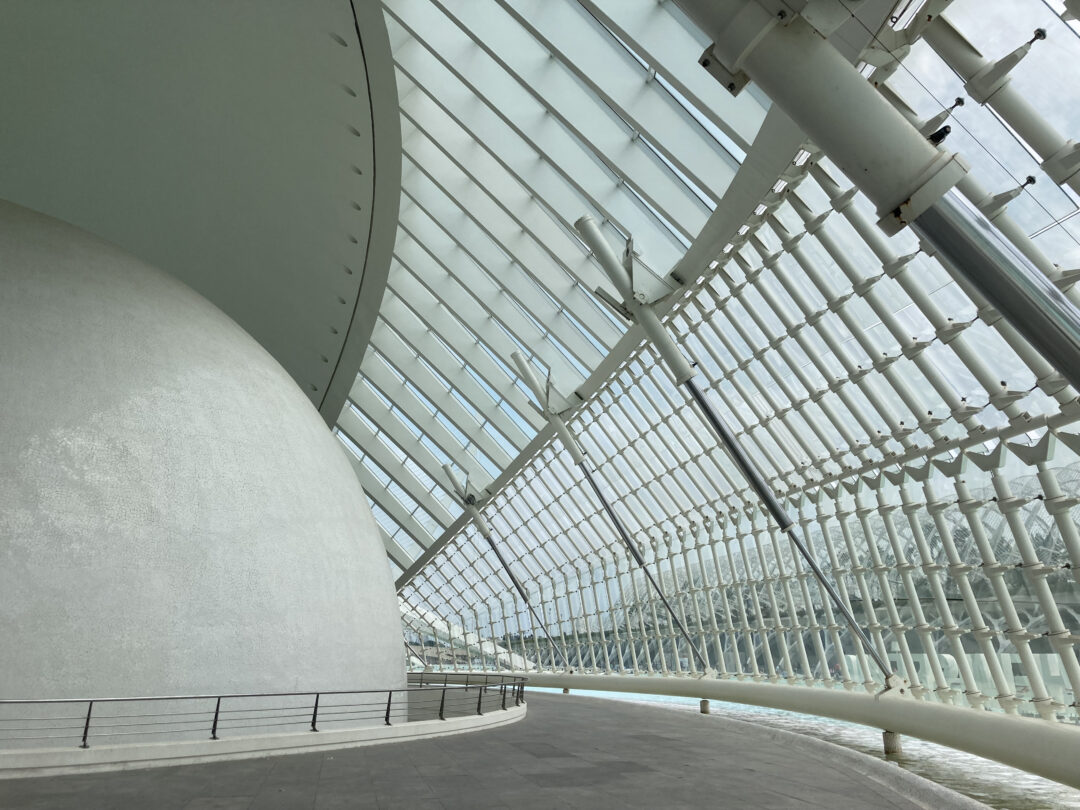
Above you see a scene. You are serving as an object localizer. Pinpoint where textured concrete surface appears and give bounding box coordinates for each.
[0,201,403,705]
[0,693,981,809]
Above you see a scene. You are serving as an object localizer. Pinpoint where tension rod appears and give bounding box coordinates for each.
[575,215,899,687]
[512,352,713,675]
[442,465,574,672]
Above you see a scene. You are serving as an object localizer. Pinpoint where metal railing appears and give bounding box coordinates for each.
[0,673,525,750]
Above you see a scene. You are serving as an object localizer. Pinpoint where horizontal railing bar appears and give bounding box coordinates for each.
[0,675,525,750]
[31,709,217,722]
[217,705,316,716]
[312,707,386,717]
[78,716,236,731]
[209,719,322,733]
[0,732,86,742]
[0,679,525,706]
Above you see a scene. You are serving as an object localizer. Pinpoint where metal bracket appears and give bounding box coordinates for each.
[700,43,751,95]
[593,286,633,322]
[1042,140,1080,186]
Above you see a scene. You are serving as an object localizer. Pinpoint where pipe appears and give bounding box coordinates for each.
[912,191,1080,394]
[677,0,966,231]
[519,672,1080,792]
[679,0,1080,392]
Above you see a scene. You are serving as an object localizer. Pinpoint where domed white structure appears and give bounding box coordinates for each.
[0,200,404,699]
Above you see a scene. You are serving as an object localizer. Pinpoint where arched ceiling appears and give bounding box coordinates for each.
[333,0,765,573]
[0,0,399,422]
[335,0,907,578]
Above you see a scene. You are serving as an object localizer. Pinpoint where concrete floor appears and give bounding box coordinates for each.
[0,692,980,809]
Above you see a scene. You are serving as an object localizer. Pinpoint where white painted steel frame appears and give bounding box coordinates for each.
[344,0,1080,780]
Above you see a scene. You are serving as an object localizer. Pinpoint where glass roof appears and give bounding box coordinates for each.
[338,0,1080,724]
[335,0,769,572]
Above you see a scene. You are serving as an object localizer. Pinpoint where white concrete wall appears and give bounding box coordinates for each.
[0,201,404,703]
[0,0,400,414]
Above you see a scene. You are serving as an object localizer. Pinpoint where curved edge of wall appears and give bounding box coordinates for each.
[0,704,525,779]
[317,0,402,424]
[516,672,1080,791]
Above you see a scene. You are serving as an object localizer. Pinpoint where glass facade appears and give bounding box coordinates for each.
[341,0,1080,726]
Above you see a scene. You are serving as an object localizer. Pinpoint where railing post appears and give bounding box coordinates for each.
[310,693,320,732]
[515,683,521,707]
[384,690,393,726]
[501,683,507,711]
[210,697,222,740]
[79,700,93,749]
[476,685,484,715]
[438,687,447,721]
[418,672,424,687]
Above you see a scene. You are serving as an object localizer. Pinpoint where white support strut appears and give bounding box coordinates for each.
[575,214,901,687]
[511,351,714,675]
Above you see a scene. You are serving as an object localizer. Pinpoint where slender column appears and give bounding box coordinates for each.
[897,480,981,707]
[522,588,545,670]
[679,527,712,672]
[1035,452,1080,586]
[833,498,888,691]
[694,521,727,675]
[767,523,813,684]
[954,476,1055,718]
[543,574,572,673]
[624,558,655,673]
[786,511,831,685]
[470,608,488,673]
[723,515,762,680]
[853,487,921,694]
[740,512,777,681]
[573,564,600,672]
[813,495,866,689]
[796,503,850,688]
[656,532,690,674]
[990,469,1080,702]
[485,609,500,671]
[597,552,625,672]
[575,216,898,687]
[709,518,746,677]
[749,514,795,683]
[923,475,1015,713]
[586,557,614,673]
[875,486,951,701]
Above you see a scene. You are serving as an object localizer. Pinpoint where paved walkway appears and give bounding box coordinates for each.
[0,692,979,809]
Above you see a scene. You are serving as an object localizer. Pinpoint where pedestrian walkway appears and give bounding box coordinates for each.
[0,692,982,809]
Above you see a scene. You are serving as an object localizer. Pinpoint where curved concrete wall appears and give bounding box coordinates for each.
[0,0,401,420]
[0,201,404,699]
